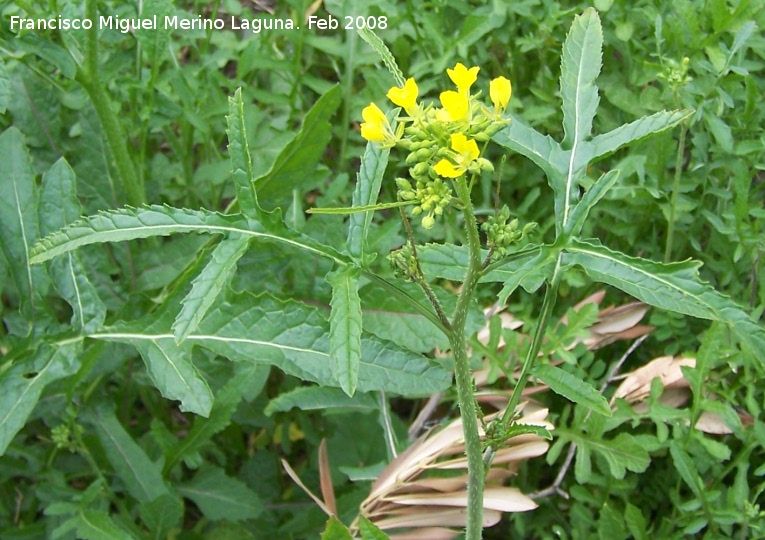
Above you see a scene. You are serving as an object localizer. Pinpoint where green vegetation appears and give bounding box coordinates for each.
[1,1,763,539]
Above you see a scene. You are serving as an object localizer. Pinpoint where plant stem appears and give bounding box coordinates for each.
[664,122,687,262]
[486,253,563,465]
[78,0,145,207]
[450,176,485,540]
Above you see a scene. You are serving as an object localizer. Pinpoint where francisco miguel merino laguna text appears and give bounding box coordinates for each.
[10,14,297,33]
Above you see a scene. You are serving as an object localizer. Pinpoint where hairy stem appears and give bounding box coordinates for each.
[78,0,145,207]
[450,176,485,540]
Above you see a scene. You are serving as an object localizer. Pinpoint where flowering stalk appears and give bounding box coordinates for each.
[355,62,521,539]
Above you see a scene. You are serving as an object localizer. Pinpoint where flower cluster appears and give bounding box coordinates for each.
[360,63,512,228]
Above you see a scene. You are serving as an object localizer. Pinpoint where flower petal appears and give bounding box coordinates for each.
[434,159,463,178]
[387,78,419,114]
[447,63,480,95]
[439,91,470,122]
[490,76,512,111]
[362,102,388,125]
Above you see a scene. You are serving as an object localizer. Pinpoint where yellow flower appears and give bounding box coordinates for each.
[386,78,419,116]
[490,76,512,112]
[438,91,470,122]
[434,133,480,178]
[447,63,480,96]
[360,102,394,143]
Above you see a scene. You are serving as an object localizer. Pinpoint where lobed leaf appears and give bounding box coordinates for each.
[328,267,363,396]
[564,238,765,360]
[29,205,350,267]
[589,110,692,161]
[173,234,251,343]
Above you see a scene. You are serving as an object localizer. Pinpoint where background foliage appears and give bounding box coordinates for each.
[1,0,763,538]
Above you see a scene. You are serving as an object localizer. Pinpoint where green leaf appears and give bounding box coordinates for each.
[93,292,450,397]
[254,85,343,203]
[164,364,269,473]
[29,205,349,268]
[559,7,602,227]
[0,342,81,456]
[564,238,765,360]
[533,364,611,416]
[265,386,377,415]
[178,466,263,521]
[347,143,389,261]
[40,158,106,333]
[226,88,262,219]
[139,493,183,540]
[497,247,557,304]
[589,110,692,160]
[0,57,8,114]
[321,516,354,540]
[328,267,363,396]
[358,516,391,540]
[564,170,620,236]
[492,117,563,183]
[360,284,450,354]
[624,503,649,540]
[669,440,703,497]
[132,339,213,417]
[573,432,650,481]
[310,200,411,215]
[133,0,173,75]
[173,234,250,343]
[83,403,168,503]
[15,34,76,79]
[417,243,543,283]
[0,127,48,325]
[356,28,405,87]
[73,510,134,540]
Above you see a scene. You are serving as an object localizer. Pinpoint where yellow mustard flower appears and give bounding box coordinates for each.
[490,76,512,112]
[447,63,480,96]
[438,90,470,122]
[386,78,419,116]
[434,132,480,178]
[360,102,394,143]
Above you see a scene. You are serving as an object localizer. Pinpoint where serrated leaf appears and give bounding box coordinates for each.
[564,238,765,360]
[321,517,354,540]
[573,432,649,481]
[0,57,9,114]
[226,88,262,218]
[0,127,48,325]
[265,386,377,415]
[328,267,363,396]
[255,85,342,203]
[358,516,390,540]
[347,138,390,261]
[533,364,611,416]
[93,292,450,397]
[40,158,106,333]
[564,170,620,236]
[0,342,81,456]
[29,205,349,267]
[132,339,213,417]
[173,234,250,343]
[84,403,168,502]
[624,503,648,540]
[178,466,262,521]
[74,510,134,540]
[589,110,692,160]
